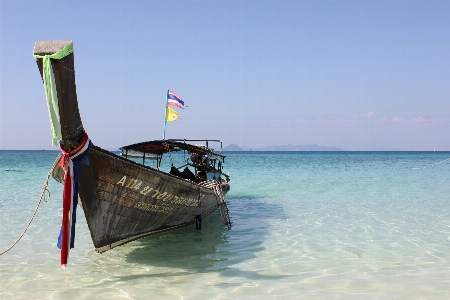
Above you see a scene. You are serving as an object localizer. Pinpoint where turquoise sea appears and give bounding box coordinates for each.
[1,150,449,299]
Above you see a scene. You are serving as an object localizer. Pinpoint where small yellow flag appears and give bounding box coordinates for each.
[166,106,179,122]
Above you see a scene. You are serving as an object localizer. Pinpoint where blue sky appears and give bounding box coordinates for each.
[1,0,449,150]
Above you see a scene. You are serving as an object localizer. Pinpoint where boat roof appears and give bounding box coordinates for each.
[120,139,225,157]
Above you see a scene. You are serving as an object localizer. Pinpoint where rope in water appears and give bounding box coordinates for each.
[0,167,54,256]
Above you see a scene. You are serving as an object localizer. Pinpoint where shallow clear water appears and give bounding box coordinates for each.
[1,151,449,299]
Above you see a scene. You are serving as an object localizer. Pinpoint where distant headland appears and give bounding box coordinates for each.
[223,144,343,151]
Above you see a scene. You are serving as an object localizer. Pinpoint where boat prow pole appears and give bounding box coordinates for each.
[33,40,85,152]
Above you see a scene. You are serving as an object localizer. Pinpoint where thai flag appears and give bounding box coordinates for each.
[167,90,185,109]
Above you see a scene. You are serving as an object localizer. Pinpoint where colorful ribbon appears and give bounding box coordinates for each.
[57,133,91,266]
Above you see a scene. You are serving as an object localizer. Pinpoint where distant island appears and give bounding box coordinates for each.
[223,143,343,151]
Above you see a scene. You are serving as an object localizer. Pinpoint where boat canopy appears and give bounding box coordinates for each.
[120,139,225,160]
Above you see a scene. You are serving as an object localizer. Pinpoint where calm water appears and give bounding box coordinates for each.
[1,150,449,299]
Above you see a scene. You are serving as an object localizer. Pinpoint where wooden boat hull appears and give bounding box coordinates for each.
[33,40,230,255]
[53,145,222,253]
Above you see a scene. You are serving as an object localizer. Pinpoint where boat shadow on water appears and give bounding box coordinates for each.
[121,197,289,280]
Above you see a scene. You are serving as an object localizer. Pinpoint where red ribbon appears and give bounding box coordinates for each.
[59,133,89,265]
[60,169,72,265]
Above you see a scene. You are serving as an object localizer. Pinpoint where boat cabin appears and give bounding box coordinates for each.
[120,139,228,184]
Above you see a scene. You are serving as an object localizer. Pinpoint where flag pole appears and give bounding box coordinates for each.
[163,89,169,140]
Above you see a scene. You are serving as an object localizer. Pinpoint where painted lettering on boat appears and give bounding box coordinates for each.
[134,202,171,213]
[116,191,138,208]
[115,175,201,207]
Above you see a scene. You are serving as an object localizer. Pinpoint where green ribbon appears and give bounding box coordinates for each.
[33,41,74,146]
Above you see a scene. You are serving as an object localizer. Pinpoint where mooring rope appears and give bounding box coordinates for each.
[0,167,54,256]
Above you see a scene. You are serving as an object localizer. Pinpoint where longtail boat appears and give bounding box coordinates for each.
[33,40,231,263]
